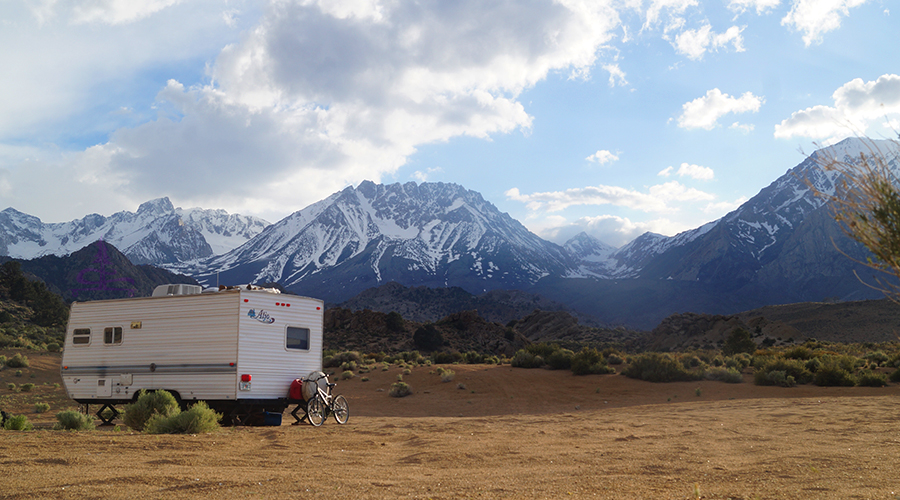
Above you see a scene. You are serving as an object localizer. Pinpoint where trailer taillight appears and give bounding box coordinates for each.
[241,374,251,382]
[239,373,252,391]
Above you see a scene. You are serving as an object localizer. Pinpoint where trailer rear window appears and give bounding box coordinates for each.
[104,327,123,345]
[72,328,91,345]
[286,327,310,350]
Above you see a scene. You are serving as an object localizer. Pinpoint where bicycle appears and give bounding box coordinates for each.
[305,372,349,426]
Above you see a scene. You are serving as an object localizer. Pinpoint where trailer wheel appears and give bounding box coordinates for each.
[307,396,325,427]
[332,395,349,424]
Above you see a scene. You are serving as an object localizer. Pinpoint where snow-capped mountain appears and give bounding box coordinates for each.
[562,231,620,277]
[599,137,898,295]
[1,137,894,328]
[193,181,573,300]
[0,197,268,265]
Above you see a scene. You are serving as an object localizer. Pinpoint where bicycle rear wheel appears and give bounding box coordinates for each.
[307,395,325,427]
[332,395,349,424]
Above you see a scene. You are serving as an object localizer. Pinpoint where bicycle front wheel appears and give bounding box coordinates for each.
[307,395,325,427]
[332,395,349,424]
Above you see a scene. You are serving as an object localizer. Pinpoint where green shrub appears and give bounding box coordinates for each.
[0,355,6,366]
[54,410,95,431]
[432,351,464,364]
[123,390,180,431]
[863,351,890,367]
[324,351,361,368]
[386,311,404,332]
[622,353,702,382]
[402,368,411,375]
[526,343,559,359]
[805,356,823,373]
[144,401,220,434]
[753,358,812,386]
[545,349,574,370]
[754,370,796,387]
[705,367,743,383]
[511,350,543,369]
[389,382,412,398]
[46,342,61,352]
[890,368,900,383]
[15,370,22,377]
[727,353,752,370]
[570,348,615,376]
[812,361,856,387]
[464,351,485,364]
[682,355,704,369]
[34,402,51,413]
[413,324,444,352]
[440,369,455,383]
[822,354,863,373]
[856,370,888,387]
[6,353,29,368]
[341,370,355,380]
[3,414,32,431]
[723,328,756,356]
[340,361,358,371]
[782,346,813,360]
[20,383,34,392]
[361,377,369,382]
[6,383,16,392]
[606,353,624,365]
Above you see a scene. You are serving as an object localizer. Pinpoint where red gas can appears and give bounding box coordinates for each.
[289,378,304,401]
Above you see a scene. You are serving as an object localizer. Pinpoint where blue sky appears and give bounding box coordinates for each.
[1,0,898,248]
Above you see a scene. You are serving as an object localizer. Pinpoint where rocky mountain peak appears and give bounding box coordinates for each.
[137,197,175,216]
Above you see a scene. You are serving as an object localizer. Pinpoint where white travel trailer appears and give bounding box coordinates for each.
[61,284,323,425]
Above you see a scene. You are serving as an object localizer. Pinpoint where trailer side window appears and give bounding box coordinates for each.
[104,327,123,345]
[286,327,310,350]
[72,328,91,345]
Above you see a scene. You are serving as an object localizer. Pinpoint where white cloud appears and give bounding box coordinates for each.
[0,1,246,143]
[730,122,755,133]
[781,0,869,46]
[1,0,625,220]
[677,88,764,130]
[505,181,715,213]
[412,167,443,182]
[659,163,714,180]
[65,0,181,25]
[727,0,781,15]
[586,150,620,164]
[775,74,900,139]
[671,24,745,60]
[222,8,241,28]
[532,213,697,247]
[703,196,748,214]
[603,63,628,87]
[643,0,699,30]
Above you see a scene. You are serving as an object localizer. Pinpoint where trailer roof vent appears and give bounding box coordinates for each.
[152,284,203,297]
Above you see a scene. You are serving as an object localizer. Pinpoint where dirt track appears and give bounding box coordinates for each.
[1,360,899,499]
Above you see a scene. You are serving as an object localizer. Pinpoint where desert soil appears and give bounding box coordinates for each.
[0,350,899,499]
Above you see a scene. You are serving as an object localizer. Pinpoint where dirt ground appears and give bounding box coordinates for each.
[1,350,899,499]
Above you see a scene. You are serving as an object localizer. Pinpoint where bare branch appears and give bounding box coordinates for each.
[808,136,900,302]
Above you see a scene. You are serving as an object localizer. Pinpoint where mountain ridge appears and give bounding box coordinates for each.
[1,138,898,329]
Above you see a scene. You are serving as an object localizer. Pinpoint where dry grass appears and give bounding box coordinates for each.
[1,350,899,498]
